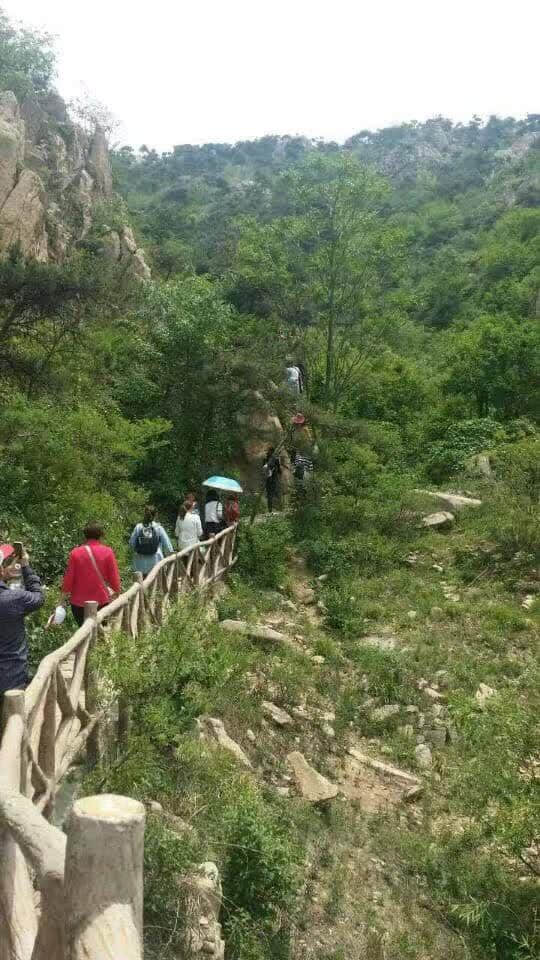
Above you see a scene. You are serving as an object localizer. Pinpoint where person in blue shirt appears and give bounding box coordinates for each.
[129,506,174,576]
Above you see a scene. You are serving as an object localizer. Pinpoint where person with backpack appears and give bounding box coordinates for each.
[129,506,173,577]
[61,522,121,626]
[263,446,282,512]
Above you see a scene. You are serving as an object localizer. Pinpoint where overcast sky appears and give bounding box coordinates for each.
[4,0,539,150]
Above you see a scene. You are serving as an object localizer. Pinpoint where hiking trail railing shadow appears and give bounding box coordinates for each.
[0,523,238,960]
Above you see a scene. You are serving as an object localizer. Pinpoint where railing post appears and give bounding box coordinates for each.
[135,572,146,633]
[0,692,39,960]
[39,674,57,820]
[83,601,100,766]
[64,794,145,960]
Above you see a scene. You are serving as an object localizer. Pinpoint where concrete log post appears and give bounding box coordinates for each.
[0,693,39,960]
[83,602,100,765]
[135,572,146,633]
[64,795,145,960]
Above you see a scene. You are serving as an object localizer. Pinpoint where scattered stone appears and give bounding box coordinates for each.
[348,748,420,786]
[316,600,328,614]
[317,574,328,582]
[371,703,400,722]
[147,800,163,813]
[311,655,325,665]
[522,595,535,610]
[276,786,290,797]
[287,751,338,803]
[404,553,419,566]
[404,784,424,803]
[196,716,252,769]
[422,511,454,530]
[406,705,420,714]
[262,701,293,727]
[280,599,297,612]
[292,582,316,605]
[415,489,482,512]
[415,744,433,769]
[362,634,398,652]
[475,682,496,709]
[432,564,444,573]
[424,687,445,701]
[321,723,335,738]
[291,705,310,721]
[407,610,417,620]
[246,728,256,743]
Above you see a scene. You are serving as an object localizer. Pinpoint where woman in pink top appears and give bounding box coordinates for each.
[62,522,121,626]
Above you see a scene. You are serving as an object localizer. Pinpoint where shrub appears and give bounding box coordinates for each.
[236,516,292,588]
[425,418,502,481]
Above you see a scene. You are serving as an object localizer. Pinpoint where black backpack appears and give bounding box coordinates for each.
[134,523,160,555]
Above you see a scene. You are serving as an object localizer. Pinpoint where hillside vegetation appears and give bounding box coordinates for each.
[1,8,540,960]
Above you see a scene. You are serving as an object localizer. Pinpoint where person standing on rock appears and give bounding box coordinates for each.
[130,506,174,577]
[263,446,282,512]
[0,543,44,701]
[61,522,121,626]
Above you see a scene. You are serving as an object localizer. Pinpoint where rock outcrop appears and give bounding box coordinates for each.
[181,862,225,960]
[0,88,150,278]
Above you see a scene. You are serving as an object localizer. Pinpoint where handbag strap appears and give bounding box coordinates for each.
[84,544,111,594]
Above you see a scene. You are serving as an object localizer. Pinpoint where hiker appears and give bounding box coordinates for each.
[129,506,174,576]
[61,522,121,627]
[175,499,203,551]
[0,543,44,700]
[224,493,240,526]
[292,448,314,481]
[285,364,301,395]
[204,490,223,538]
[263,446,282,512]
[184,492,200,516]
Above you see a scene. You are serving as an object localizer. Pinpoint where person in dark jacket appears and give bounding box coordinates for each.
[0,543,44,698]
[263,446,282,512]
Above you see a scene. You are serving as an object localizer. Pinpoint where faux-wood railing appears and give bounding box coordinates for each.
[0,523,238,960]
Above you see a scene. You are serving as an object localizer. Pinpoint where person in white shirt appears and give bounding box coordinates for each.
[204,491,223,538]
[175,500,203,551]
[286,365,301,394]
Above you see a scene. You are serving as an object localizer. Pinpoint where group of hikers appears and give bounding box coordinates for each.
[0,490,241,703]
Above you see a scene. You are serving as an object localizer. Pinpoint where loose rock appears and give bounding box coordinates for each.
[371,704,400,722]
[287,751,338,803]
[197,716,252,769]
[262,701,293,727]
[415,743,433,769]
[422,511,454,530]
[475,682,496,709]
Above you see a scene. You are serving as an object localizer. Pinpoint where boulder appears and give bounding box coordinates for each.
[0,92,24,209]
[465,454,493,479]
[0,169,48,260]
[287,751,338,804]
[262,701,293,727]
[220,619,291,645]
[422,511,454,530]
[196,716,252,769]
[87,125,113,196]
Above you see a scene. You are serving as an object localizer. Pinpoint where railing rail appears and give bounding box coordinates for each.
[0,523,238,960]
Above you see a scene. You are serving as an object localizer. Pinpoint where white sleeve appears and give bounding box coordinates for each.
[196,515,203,538]
[217,503,223,520]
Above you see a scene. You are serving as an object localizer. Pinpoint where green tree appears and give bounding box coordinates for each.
[445,314,540,419]
[232,154,406,407]
[0,8,55,98]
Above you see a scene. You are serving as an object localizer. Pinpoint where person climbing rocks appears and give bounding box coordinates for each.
[263,446,282,512]
[0,543,44,700]
[224,493,240,526]
[129,505,174,576]
[61,522,121,626]
[204,490,223,538]
[175,499,203,551]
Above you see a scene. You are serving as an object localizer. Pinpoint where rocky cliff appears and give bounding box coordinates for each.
[0,89,149,277]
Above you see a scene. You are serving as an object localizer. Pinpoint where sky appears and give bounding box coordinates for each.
[4,0,539,151]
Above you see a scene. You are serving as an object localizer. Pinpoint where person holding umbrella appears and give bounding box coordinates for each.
[202,476,243,537]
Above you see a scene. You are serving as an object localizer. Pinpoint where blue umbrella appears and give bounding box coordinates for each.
[203,476,243,494]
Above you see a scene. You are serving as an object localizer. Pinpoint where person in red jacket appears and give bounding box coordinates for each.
[61,522,121,626]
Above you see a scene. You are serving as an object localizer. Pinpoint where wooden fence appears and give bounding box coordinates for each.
[0,524,238,960]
